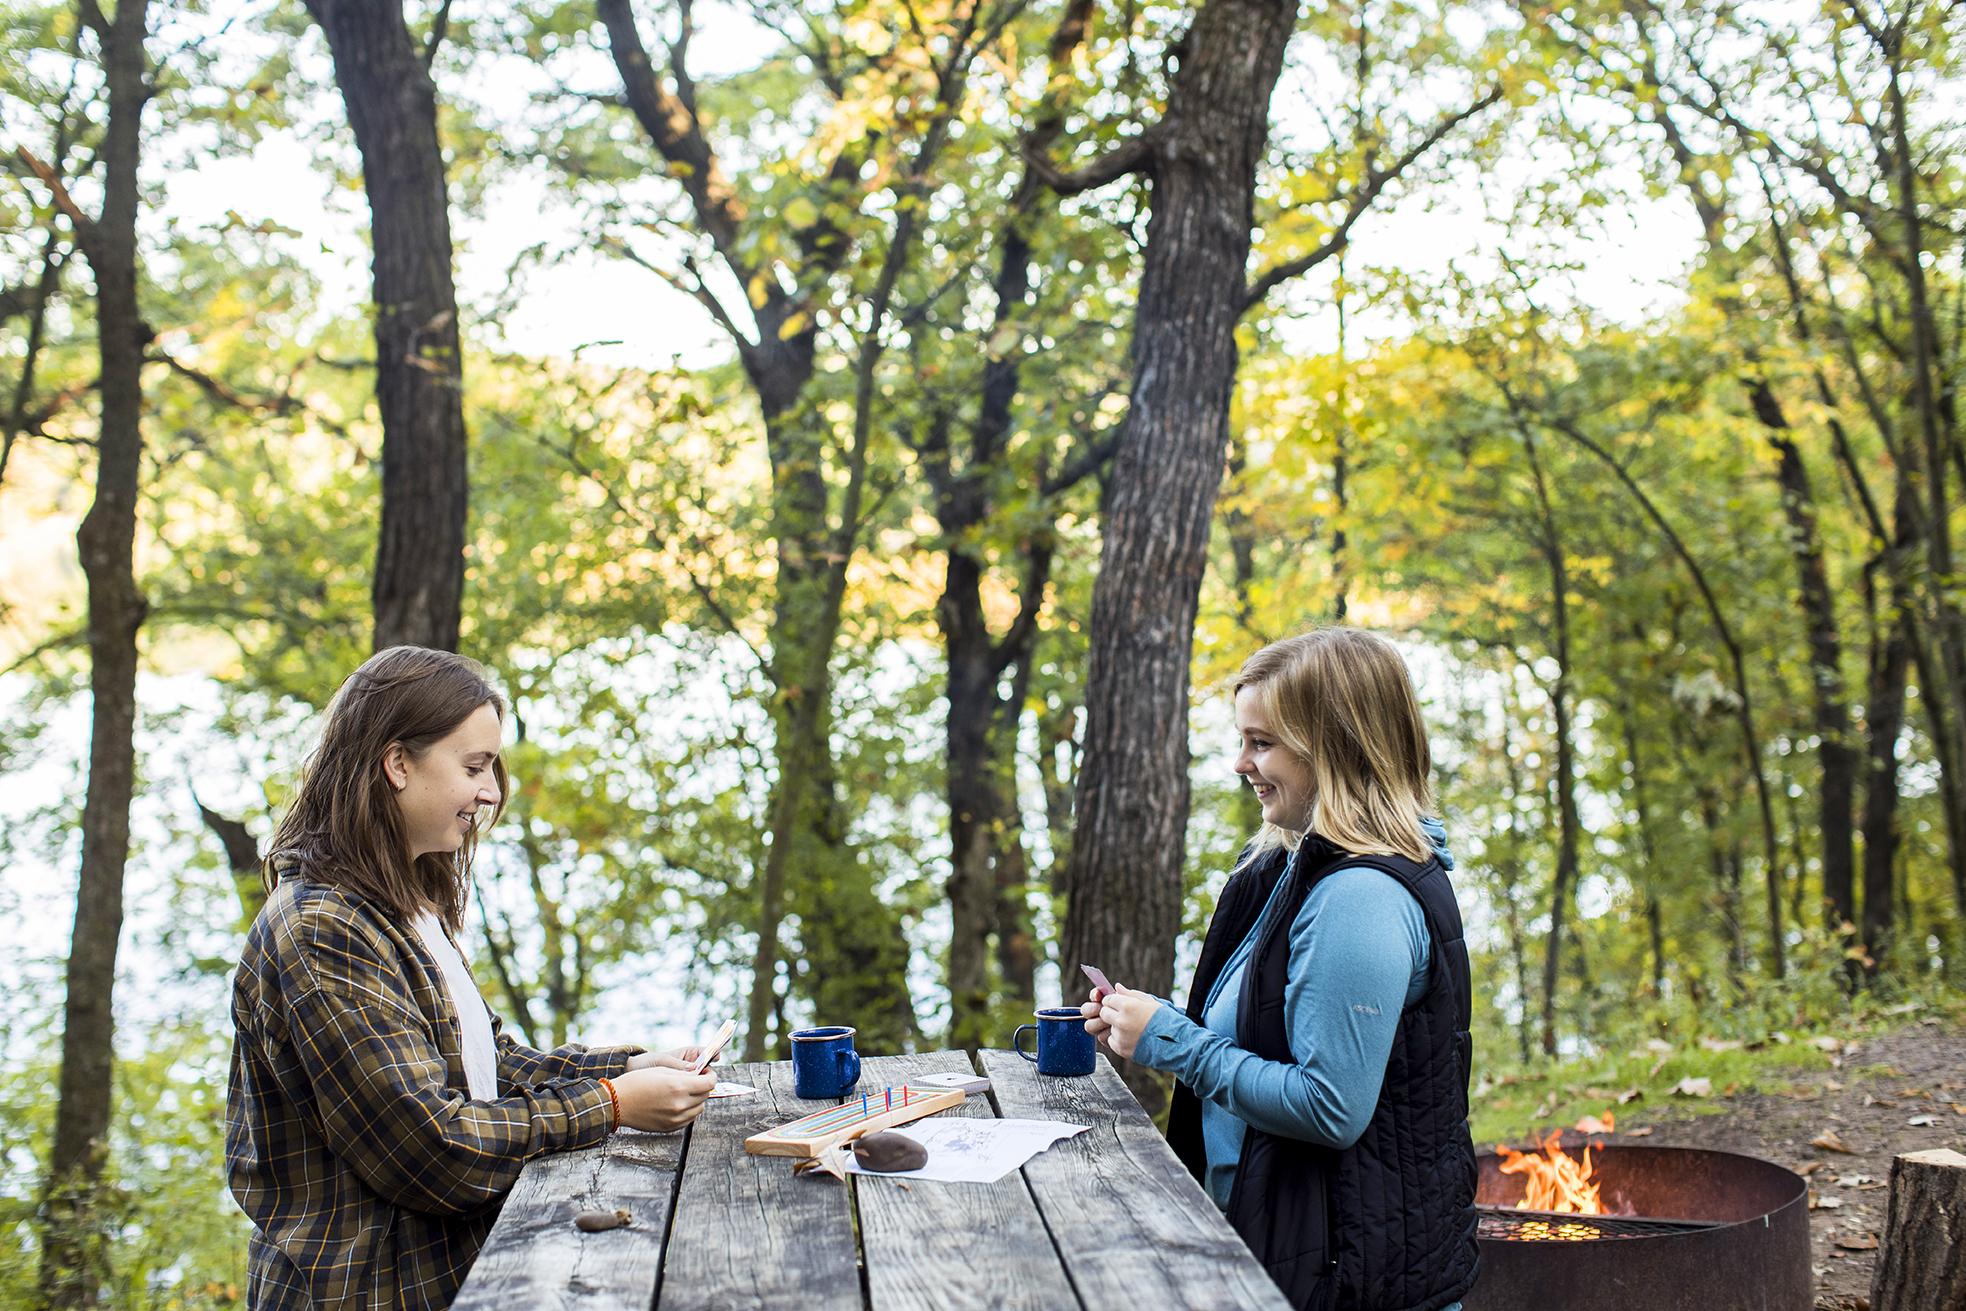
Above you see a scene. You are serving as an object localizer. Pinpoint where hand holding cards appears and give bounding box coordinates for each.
[690,1018,738,1075]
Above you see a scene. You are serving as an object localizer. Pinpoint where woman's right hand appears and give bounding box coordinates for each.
[611,1067,716,1133]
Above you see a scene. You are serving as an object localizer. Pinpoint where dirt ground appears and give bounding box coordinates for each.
[1529,1016,1966,1310]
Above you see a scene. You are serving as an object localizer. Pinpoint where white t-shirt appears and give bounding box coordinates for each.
[411,910,499,1102]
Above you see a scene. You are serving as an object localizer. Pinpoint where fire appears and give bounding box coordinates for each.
[1497,1128,1605,1214]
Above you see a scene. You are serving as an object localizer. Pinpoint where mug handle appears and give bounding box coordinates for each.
[1013,1024,1039,1063]
[838,1048,861,1088]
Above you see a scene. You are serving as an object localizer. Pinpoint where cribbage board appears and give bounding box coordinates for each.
[743,1085,966,1157]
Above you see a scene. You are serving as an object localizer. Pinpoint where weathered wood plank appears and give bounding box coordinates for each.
[978,1048,1290,1311]
[452,1124,683,1311]
[657,1058,862,1311]
[852,1051,1081,1311]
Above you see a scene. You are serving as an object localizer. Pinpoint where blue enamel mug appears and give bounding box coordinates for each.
[791,1026,861,1098]
[1014,1007,1098,1077]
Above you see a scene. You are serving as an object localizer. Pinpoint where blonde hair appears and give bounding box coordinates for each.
[1235,627,1434,865]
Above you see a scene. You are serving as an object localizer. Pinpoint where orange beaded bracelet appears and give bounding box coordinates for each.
[598,1077,621,1132]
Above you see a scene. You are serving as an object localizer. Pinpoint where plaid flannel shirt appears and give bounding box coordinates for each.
[226,874,640,1311]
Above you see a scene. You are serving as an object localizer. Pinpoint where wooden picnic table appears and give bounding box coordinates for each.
[453,1047,1291,1311]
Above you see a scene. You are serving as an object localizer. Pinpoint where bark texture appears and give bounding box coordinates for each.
[1747,382,1858,936]
[1058,0,1297,1111]
[304,0,467,653]
[41,1,151,1302]
[1869,1148,1966,1311]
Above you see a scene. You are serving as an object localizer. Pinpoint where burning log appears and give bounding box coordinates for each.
[1869,1147,1966,1311]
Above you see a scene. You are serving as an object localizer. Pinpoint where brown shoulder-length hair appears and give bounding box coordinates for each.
[1235,627,1434,866]
[267,646,509,931]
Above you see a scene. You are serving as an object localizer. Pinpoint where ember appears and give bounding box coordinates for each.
[1495,1126,1608,1214]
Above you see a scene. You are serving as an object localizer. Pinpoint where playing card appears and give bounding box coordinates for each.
[690,1018,738,1074]
[1080,963,1113,1000]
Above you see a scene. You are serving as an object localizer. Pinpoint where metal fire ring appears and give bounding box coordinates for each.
[1462,1144,1812,1311]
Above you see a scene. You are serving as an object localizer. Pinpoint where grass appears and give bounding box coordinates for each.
[1469,992,1966,1149]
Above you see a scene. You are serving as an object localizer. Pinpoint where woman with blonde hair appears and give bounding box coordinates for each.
[1085,628,1478,1311]
[227,646,714,1310]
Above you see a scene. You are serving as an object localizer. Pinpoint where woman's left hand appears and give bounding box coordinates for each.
[627,1047,705,1072]
[1094,985,1159,1061]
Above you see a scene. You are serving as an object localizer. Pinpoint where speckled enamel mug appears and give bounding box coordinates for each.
[790,1026,862,1098]
[1013,1007,1097,1077]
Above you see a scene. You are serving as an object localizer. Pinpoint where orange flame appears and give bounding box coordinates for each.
[1497,1128,1604,1214]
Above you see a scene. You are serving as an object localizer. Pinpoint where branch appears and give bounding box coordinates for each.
[422,0,454,67]
[599,236,759,364]
[76,0,110,39]
[596,0,747,265]
[14,146,98,259]
[1022,130,1157,197]
[151,351,301,415]
[1243,85,1503,312]
[1042,421,1122,495]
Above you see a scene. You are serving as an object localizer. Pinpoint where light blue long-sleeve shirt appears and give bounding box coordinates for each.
[1134,820,1454,1211]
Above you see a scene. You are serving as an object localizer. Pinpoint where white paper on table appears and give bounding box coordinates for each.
[709,1081,756,1098]
[842,1118,1089,1183]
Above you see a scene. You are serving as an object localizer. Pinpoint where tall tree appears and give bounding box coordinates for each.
[592,0,1023,1055]
[22,0,153,1301]
[302,0,468,653]
[1032,0,1501,1106]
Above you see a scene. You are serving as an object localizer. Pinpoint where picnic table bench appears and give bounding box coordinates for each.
[453,1047,1291,1310]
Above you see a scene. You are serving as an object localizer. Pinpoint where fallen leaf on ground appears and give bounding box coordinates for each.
[1834,1175,1871,1187]
[1811,1193,1843,1209]
[1810,1036,1843,1053]
[1857,1182,1887,1191]
[1648,1056,1670,1078]
[1798,1161,1825,1176]
[1624,1126,1653,1137]
[1812,1129,1857,1153]
[1723,1083,1740,1097]
[1615,1087,1643,1104]
[1700,1037,1744,1052]
[1897,1088,1928,1099]
[1670,1076,1713,1097]
[1575,1113,1614,1135]
[1921,1016,1942,1026]
[1645,1038,1673,1053]
[1864,1095,1897,1108]
[1835,1234,1879,1251]
[1823,1079,1845,1092]
[1883,1002,1922,1015]
[1908,1114,1936,1126]
[1952,1104,1966,1115]
[1531,1093,1556,1119]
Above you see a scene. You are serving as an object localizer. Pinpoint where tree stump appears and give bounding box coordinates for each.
[1870,1147,1966,1311]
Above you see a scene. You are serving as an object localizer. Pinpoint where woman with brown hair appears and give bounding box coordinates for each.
[226,646,713,1311]
[1085,628,1479,1311]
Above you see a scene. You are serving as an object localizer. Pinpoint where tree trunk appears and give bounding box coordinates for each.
[1521,425,1580,1056]
[1746,383,1858,934]
[1869,1148,1966,1311]
[597,0,921,1059]
[303,0,467,653]
[1862,605,1912,974]
[1060,0,1296,1114]
[40,2,151,1303]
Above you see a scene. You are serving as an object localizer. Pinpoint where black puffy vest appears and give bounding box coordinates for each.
[1167,837,1480,1311]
